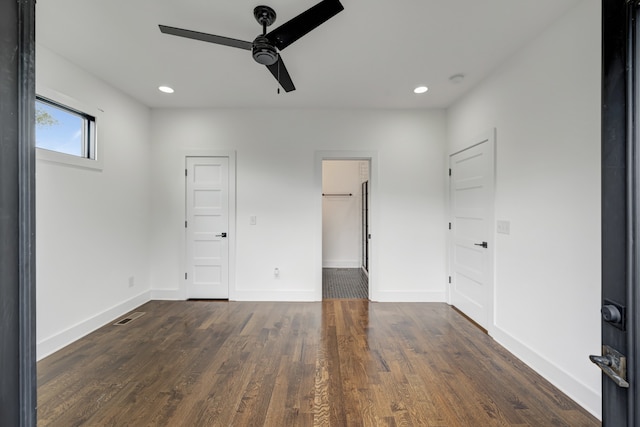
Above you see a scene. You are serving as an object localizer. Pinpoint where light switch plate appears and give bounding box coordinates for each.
[497,220,510,235]
[250,216,257,225]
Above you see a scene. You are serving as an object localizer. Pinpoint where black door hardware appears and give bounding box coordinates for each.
[601,299,625,330]
[589,345,629,388]
[474,242,488,248]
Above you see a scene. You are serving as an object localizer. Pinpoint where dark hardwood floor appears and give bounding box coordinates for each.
[37,300,600,426]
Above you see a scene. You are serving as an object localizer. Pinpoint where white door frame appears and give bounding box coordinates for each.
[181,150,236,300]
[314,150,379,301]
[448,130,496,333]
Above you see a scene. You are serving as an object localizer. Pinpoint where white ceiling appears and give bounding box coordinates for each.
[36,0,582,109]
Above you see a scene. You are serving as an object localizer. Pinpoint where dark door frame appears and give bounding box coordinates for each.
[0,0,37,425]
[361,180,369,273]
[601,0,640,424]
[4,1,640,425]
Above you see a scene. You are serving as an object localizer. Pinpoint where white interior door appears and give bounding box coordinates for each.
[450,136,494,329]
[186,157,229,299]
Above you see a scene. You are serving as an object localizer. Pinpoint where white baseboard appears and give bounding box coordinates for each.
[152,288,318,301]
[232,289,319,302]
[322,259,360,268]
[151,288,185,300]
[490,326,601,420]
[372,290,446,302]
[37,291,151,361]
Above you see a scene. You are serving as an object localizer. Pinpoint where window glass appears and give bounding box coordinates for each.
[35,97,95,159]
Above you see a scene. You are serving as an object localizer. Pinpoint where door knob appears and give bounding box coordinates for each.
[216,232,227,238]
[474,241,488,248]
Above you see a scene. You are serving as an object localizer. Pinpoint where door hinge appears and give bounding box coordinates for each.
[185,272,187,280]
[448,222,451,230]
[449,168,451,176]
[185,221,187,228]
[185,169,188,176]
[448,276,452,284]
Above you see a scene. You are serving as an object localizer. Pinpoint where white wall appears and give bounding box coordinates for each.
[322,160,363,268]
[447,0,601,418]
[35,46,152,359]
[149,109,447,302]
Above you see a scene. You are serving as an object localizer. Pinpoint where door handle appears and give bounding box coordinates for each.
[474,241,488,248]
[589,345,629,388]
[216,232,227,238]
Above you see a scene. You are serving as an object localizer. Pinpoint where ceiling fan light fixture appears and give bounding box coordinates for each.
[158,86,175,94]
[252,35,278,65]
[414,86,428,94]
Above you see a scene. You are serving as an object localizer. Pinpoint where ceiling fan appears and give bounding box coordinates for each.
[159,0,344,93]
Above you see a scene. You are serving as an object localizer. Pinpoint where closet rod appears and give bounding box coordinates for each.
[322,193,353,196]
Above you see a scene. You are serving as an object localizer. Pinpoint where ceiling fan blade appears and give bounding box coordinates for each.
[266,56,296,92]
[159,25,253,50]
[265,0,344,51]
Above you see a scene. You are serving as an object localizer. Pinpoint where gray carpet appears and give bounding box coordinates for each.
[322,268,368,299]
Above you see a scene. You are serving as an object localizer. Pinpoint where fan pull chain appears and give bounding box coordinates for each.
[277,56,281,94]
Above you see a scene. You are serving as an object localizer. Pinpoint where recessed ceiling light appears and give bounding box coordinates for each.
[414,86,428,94]
[158,86,174,94]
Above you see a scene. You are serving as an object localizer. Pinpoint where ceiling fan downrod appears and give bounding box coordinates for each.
[254,5,276,33]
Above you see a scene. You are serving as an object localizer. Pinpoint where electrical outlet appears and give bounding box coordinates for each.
[274,268,280,278]
[250,215,257,225]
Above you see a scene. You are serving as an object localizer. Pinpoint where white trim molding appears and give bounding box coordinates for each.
[232,289,318,302]
[373,290,446,302]
[36,291,150,360]
[491,326,601,419]
[315,150,379,301]
[177,150,237,300]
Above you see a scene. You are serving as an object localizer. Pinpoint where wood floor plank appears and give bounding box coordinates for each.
[37,300,600,426]
[313,338,331,426]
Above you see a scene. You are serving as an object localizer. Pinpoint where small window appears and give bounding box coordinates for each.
[35,96,97,160]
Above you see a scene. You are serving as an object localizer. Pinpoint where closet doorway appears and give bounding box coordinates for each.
[322,160,370,299]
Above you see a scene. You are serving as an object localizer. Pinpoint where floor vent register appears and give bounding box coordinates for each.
[113,311,146,326]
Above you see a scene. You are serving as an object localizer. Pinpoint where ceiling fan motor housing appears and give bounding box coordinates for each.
[252,35,278,65]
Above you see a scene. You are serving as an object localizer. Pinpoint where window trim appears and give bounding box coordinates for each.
[35,85,102,170]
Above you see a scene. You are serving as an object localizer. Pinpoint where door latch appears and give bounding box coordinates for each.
[216,232,227,238]
[589,345,629,388]
[474,241,488,248]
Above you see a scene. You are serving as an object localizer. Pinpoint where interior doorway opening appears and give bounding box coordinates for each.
[321,159,370,299]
